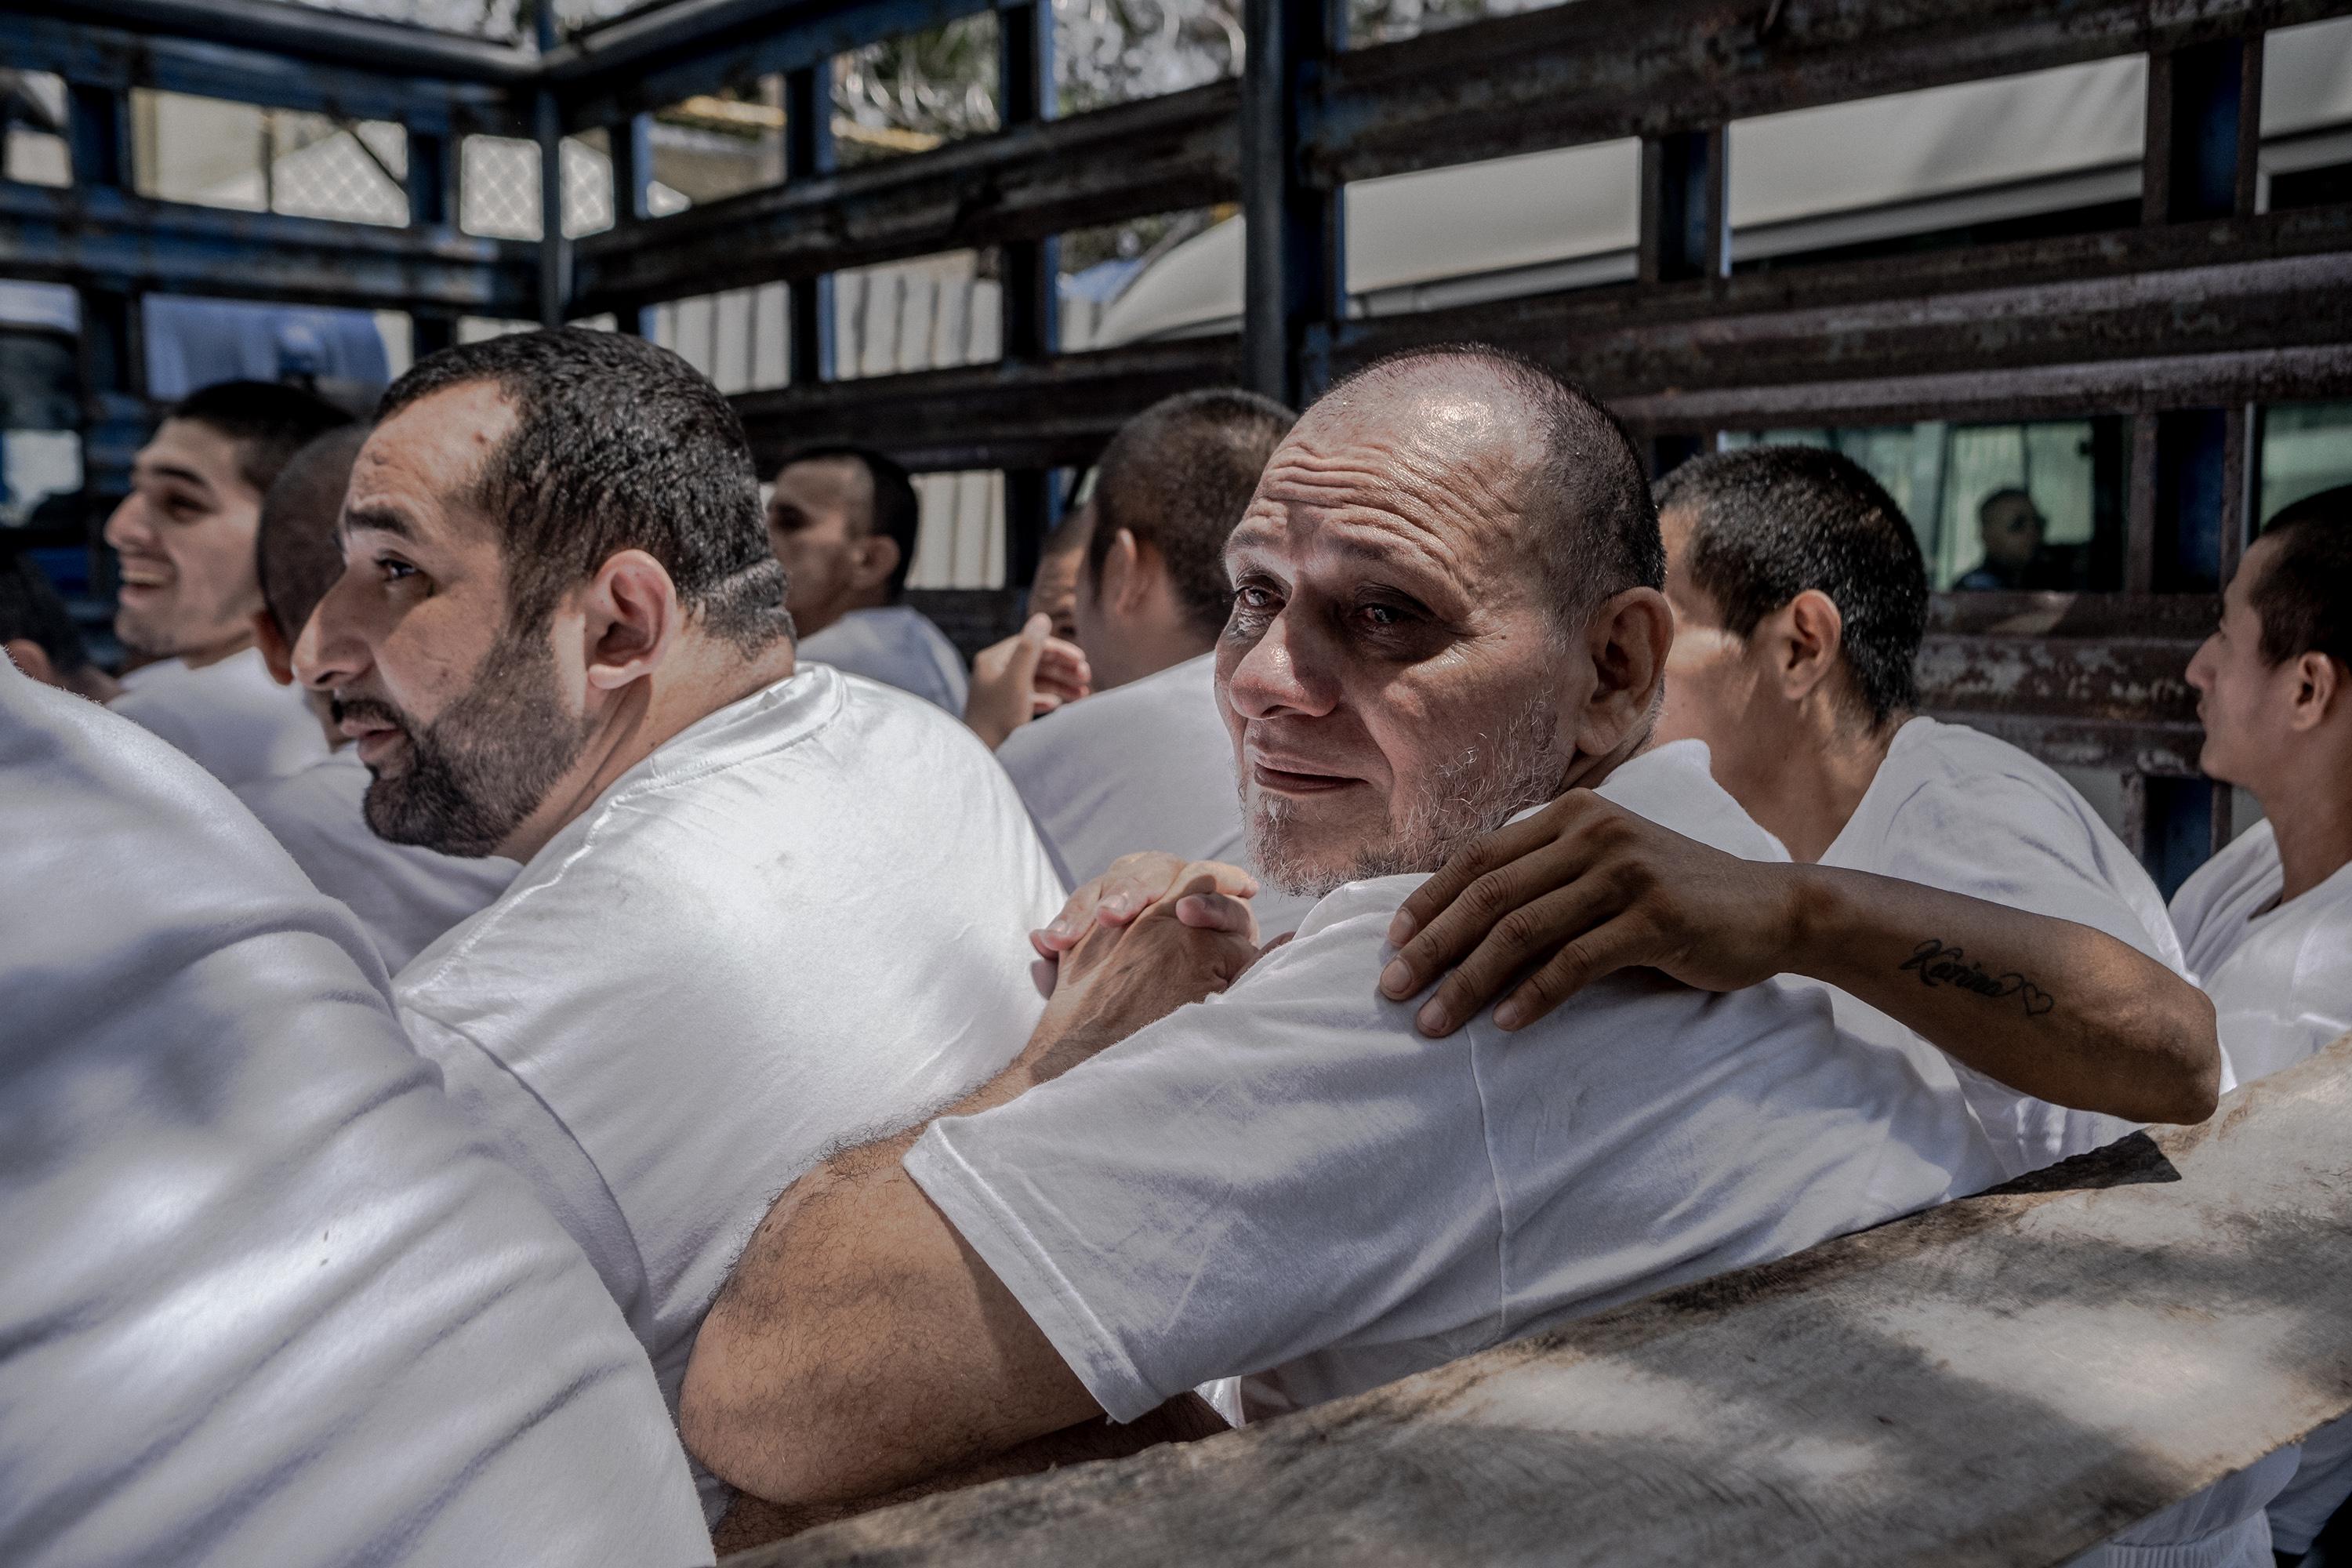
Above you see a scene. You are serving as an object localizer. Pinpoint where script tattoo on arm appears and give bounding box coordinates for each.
[1898,938,2056,1017]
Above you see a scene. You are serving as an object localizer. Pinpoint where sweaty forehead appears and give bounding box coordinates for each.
[1236,365,1545,561]
[347,381,517,540]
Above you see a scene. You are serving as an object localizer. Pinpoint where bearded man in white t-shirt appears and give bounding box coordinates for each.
[2171,485,2352,1563]
[675,346,2215,1519]
[105,379,350,785]
[991,389,1317,928]
[232,424,517,973]
[292,328,1065,1527]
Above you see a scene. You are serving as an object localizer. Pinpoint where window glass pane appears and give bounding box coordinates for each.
[648,287,789,393]
[643,82,786,208]
[2259,401,2352,524]
[908,470,1005,589]
[269,113,409,226]
[831,251,996,380]
[833,14,1001,169]
[2,71,71,187]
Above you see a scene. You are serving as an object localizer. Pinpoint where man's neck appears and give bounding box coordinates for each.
[797,591,891,641]
[168,630,257,672]
[1091,624,1214,693]
[2250,753,2352,905]
[495,637,800,865]
[1740,708,1907,863]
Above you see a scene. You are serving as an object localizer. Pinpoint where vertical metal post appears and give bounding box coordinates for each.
[1241,0,1345,408]
[408,127,461,358]
[66,84,144,595]
[1000,0,1060,591]
[784,66,835,389]
[534,4,571,328]
[1637,128,1727,474]
[2133,31,2263,887]
[605,113,655,335]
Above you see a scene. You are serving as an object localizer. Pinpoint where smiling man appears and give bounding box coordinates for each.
[106,380,350,784]
[294,328,1064,1524]
[677,347,2212,1515]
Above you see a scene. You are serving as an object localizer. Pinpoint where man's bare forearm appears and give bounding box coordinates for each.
[1781,866,2220,1124]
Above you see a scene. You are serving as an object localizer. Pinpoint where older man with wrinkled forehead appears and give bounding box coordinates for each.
[677,344,2006,1510]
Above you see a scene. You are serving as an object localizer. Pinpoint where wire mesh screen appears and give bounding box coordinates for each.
[270,114,409,226]
[460,135,615,239]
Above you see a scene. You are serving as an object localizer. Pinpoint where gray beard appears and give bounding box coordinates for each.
[1243,699,1573,899]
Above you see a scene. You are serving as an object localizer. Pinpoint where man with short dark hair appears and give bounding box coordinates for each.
[1955,484,2064,591]
[106,379,350,783]
[2172,486,2352,1562]
[994,390,1304,918]
[768,444,967,711]
[1395,445,2190,1182]
[0,551,116,701]
[295,328,1063,1524]
[233,426,516,973]
[678,347,2211,1510]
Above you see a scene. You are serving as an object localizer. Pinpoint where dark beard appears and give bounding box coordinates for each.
[344,630,590,858]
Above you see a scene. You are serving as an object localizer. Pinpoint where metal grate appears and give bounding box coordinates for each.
[459,134,618,240]
[270,114,408,226]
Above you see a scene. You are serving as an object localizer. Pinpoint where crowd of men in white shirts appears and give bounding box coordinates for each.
[1,328,2346,1568]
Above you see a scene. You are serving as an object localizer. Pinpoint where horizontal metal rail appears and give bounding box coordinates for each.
[1314,0,2352,186]
[5,0,535,88]
[730,336,1242,471]
[571,81,1239,310]
[0,182,537,315]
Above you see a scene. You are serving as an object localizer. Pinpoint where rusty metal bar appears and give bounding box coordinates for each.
[1241,0,1345,405]
[572,83,1238,316]
[998,0,1062,592]
[1310,0,2350,188]
[731,336,1244,474]
[782,64,837,390]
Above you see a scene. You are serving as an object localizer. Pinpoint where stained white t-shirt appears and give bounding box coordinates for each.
[394,665,1063,1522]
[0,662,711,1568]
[795,604,969,713]
[109,644,326,786]
[996,651,1319,934]
[1816,717,2191,1181]
[2168,821,2352,1557]
[906,739,1994,1422]
[236,744,519,974]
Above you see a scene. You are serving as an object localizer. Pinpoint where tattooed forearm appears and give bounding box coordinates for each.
[1898,938,2056,1016]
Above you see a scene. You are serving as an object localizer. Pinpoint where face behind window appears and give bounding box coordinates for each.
[103,419,265,660]
[1212,382,1582,897]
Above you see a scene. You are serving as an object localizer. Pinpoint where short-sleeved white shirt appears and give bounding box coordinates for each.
[2169,819,2352,1085]
[236,745,519,973]
[906,740,1993,1422]
[394,665,1063,1520]
[794,604,969,713]
[2167,822,2352,1554]
[109,644,326,786]
[0,662,711,1568]
[996,651,1319,934]
[1817,717,2191,1180]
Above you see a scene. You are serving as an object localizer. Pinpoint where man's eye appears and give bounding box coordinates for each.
[376,557,419,583]
[1236,585,1279,611]
[1358,603,1410,629]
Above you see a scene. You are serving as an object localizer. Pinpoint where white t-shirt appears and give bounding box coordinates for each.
[2168,822,2352,1558]
[906,740,1993,1423]
[394,665,1063,1522]
[109,644,326,786]
[0,662,711,1568]
[2170,819,2352,1085]
[794,604,968,713]
[1816,717,2191,1181]
[236,745,520,975]
[996,651,1319,934]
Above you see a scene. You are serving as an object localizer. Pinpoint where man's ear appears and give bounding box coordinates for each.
[1574,586,1675,757]
[2288,651,2344,732]
[252,610,296,686]
[848,532,902,595]
[4,637,56,686]
[1774,589,1846,703]
[1101,528,1149,613]
[582,550,681,692]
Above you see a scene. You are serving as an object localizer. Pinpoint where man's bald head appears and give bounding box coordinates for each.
[1316,345,1662,632]
[258,423,371,641]
[1218,343,1672,896]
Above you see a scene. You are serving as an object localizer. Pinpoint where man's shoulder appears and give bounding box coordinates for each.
[1000,655,1221,772]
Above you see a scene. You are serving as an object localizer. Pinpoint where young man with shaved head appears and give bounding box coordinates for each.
[295,329,1062,1525]
[678,347,2214,1514]
[106,379,350,784]
[232,426,516,973]
[768,444,968,712]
